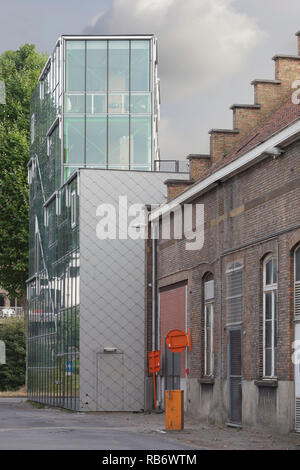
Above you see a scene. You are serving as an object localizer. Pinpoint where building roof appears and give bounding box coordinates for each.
[150,98,300,220]
[203,97,300,180]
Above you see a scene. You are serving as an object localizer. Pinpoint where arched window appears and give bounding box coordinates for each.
[203,273,214,376]
[263,255,278,378]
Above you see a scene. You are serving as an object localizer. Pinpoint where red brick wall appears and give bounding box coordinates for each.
[146,140,300,384]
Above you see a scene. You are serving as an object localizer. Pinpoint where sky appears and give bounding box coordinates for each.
[1,0,300,160]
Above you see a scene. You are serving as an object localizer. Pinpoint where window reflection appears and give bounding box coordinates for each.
[63,39,153,175]
[64,117,85,165]
[108,41,129,92]
[130,116,151,170]
[131,40,150,91]
[86,41,107,92]
[86,117,107,167]
[65,41,85,92]
[108,116,129,169]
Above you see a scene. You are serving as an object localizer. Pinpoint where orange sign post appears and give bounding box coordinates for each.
[165,328,192,353]
[164,328,191,431]
[148,350,160,410]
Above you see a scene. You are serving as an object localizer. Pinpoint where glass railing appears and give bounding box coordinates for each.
[153,160,189,173]
[64,160,189,176]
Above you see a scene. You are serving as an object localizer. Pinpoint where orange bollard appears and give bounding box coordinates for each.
[165,390,184,431]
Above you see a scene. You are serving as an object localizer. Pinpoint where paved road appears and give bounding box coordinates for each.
[0,399,199,450]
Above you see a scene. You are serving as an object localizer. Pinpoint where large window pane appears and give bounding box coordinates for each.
[130,93,151,113]
[265,348,272,377]
[64,93,84,113]
[130,40,150,91]
[265,292,272,320]
[64,117,84,165]
[108,116,129,169]
[86,41,107,92]
[65,41,85,92]
[265,259,272,285]
[86,117,107,167]
[108,93,129,114]
[130,116,151,170]
[108,41,129,92]
[86,93,107,114]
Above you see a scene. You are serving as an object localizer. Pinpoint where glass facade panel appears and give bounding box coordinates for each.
[108,93,129,114]
[130,93,151,113]
[63,38,155,177]
[130,40,150,91]
[86,93,107,114]
[130,116,151,170]
[64,116,85,166]
[86,41,107,92]
[29,36,157,410]
[65,41,85,92]
[64,93,84,114]
[86,117,107,167]
[108,116,129,169]
[108,41,129,92]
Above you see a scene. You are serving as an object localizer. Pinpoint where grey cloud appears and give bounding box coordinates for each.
[84,0,265,159]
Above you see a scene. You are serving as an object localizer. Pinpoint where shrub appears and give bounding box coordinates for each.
[0,319,26,391]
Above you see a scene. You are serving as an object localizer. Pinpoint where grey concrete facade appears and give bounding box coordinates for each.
[79,169,182,411]
[186,378,294,434]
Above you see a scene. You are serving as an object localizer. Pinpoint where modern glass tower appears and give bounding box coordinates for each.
[27,35,187,410]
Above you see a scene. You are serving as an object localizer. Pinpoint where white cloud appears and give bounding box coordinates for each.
[84,0,265,158]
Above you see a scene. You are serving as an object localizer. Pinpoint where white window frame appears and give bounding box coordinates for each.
[294,246,300,318]
[30,114,35,144]
[47,135,51,156]
[263,255,278,378]
[39,80,44,100]
[71,190,77,228]
[44,206,49,227]
[28,161,33,185]
[204,278,214,377]
[56,191,61,216]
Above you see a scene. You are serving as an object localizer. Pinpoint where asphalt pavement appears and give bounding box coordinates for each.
[0,398,199,450]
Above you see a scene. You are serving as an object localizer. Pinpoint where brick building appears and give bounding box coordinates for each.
[145,31,300,433]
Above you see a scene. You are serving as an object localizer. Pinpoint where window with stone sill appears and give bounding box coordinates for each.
[263,255,278,378]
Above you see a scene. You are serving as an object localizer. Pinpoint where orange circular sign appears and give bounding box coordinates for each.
[166,329,188,353]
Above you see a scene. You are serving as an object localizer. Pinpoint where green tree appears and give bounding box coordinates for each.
[0,319,26,391]
[0,44,47,299]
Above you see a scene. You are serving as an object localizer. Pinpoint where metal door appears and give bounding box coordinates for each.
[97,351,124,411]
[228,328,242,424]
[164,340,180,390]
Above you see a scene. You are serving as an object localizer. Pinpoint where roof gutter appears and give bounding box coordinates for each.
[149,117,300,221]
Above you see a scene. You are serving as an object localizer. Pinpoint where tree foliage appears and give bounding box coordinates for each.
[0,44,47,298]
[0,319,26,391]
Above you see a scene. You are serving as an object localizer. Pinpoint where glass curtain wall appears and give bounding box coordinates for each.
[64,39,152,178]
[28,40,80,410]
